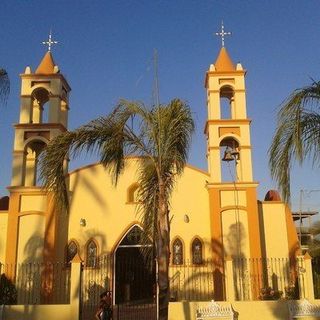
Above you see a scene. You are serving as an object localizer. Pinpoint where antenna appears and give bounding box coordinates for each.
[152,49,160,107]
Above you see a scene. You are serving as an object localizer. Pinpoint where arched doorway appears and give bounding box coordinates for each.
[115,225,156,304]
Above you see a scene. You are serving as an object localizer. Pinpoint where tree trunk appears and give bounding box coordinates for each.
[157,180,170,320]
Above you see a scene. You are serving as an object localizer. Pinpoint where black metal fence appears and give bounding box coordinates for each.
[80,253,157,320]
[312,256,320,298]
[115,303,157,320]
[232,257,299,301]
[169,259,215,301]
[80,256,114,320]
[0,262,70,304]
[0,255,306,312]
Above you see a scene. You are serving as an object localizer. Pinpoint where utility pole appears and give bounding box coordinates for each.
[298,189,320,248]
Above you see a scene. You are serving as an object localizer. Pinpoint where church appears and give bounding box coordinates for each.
[0,38,301,312]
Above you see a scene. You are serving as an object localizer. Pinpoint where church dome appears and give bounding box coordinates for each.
[264,190,281,201]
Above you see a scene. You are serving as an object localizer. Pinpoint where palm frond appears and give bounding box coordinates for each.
[0,68,10,106]
[40,98,194,320]
[269,81,320,202]
[159,99,195,174]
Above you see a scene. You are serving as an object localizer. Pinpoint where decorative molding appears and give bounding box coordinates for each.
[14,123,67,131]
[288,299,320,318]
[196,300,238,319]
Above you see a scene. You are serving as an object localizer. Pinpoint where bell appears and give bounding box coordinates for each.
[222,149,234,162]
[230,148,240,159]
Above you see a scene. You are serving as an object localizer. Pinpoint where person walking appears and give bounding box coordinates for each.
[95,291,112,320]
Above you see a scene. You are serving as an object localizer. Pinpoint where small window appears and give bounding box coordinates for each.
[192,238,203,265]
[86,240,98,268]
[24,140,47,186]
[219,85,234,119]
[172,239,183,265]
[127,183,139,203]
[66,241,78,265]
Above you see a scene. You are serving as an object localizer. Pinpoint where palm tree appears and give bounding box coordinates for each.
[0,68,10,106]
[269,80,320,202]
[40,98,194,320]
[308,221,320,257]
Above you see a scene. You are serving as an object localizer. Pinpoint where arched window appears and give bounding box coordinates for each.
[86,240,98,268]
[219,85,234,119]
[23,140,47,186]
[66,240,78,265]
[220,137,240,182]
[172,238,183,265]
[121,225,143,245]
[31,87,49,124]
[127,183,139,203]
[192,238,203,265]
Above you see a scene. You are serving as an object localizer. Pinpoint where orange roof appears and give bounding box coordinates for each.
[35,51,56,74]
[214,47,235,72]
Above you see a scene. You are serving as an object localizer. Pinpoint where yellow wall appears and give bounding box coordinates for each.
[0,211,8,262]
[20,195,47,212]
[222,208,250,259]
[3,305,73,320]
[67,159,211,262]
[3,299,320,320]
[220,190,246,207]
[17,214,45,263]
[261,202,289,258]
[170,165,211,261]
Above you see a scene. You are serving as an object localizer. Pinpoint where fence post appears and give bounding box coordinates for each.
[70,254,83,319]
[297,255,306,299]
[303,252,315,301]
[225,256,235,301]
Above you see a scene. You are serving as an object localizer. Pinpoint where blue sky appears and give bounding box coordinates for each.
[1,0,319,211]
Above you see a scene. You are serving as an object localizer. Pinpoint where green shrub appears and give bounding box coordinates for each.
[0,274,17,304]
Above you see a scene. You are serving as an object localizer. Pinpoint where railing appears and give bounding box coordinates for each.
[312,256,320,299]
[0,255,306,310]
[169,259,215,301]
[232,257,299,301]
[0,262,70,304]
[115,303,157,320]
[81,256,114,320]
[80,255,156,320]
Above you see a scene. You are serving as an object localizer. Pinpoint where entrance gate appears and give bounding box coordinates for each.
[114,225,157,320]
[80,225,157,320]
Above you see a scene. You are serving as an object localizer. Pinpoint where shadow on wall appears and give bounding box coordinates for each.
[182,300,191,320]
[226,222,248,301]
[16,230,54,304]
[170,223,247,303]
[267,244,301,320]
[68,164,108,214]
[257,201,301,319]
[2,305,37,320]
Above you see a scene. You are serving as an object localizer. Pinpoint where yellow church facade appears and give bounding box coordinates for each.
[0,45,301,311]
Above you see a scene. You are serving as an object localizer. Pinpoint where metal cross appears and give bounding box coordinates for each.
[215,21,232,47]
[42,30,58,52]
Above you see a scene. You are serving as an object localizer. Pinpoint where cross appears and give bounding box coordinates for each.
[42,30,58,52]
[215,21,232,47]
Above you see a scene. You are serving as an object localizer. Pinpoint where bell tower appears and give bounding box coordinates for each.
[6,48,71,268]
[206,41,262,299]
[205,47,254,183]
[11,51,70,187]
